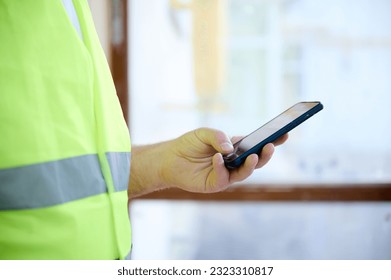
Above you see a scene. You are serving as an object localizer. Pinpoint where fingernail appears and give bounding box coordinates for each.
[221,142,234,152]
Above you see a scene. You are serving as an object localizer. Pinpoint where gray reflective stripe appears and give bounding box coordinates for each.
[106,152,130,192]
[0,152,130,210]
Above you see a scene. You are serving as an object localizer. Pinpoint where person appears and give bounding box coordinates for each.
[0,0,287,260]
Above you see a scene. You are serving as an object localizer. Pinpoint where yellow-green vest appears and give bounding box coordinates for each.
[0,0,132,259]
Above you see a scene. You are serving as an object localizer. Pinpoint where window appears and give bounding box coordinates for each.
[130,0,391,183]
[128,0,391,259]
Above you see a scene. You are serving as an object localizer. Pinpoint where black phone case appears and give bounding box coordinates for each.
[224,102,323,169]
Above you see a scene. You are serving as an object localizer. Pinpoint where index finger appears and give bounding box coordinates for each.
[273,133,289,146]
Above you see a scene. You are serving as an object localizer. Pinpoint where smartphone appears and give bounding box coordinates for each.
[223,101,323,169]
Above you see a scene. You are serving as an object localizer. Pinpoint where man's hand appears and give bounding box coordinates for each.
[161,128,288,193]
[129,128,288,197]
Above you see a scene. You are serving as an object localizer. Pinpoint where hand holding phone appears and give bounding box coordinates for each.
[223,101,323,169]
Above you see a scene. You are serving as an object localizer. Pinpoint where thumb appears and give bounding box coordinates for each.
[194,128,234,154]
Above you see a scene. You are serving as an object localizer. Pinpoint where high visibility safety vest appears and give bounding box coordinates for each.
[0,0,132,259]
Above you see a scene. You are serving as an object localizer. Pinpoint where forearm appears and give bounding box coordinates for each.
[128,141,173,198]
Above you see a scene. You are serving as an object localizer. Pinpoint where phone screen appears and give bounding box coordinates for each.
[227,102,323,167]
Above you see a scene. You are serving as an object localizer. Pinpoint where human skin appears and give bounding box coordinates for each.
[128,127,288,198]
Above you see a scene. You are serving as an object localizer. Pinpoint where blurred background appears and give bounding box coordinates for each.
[91,0,391,259]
